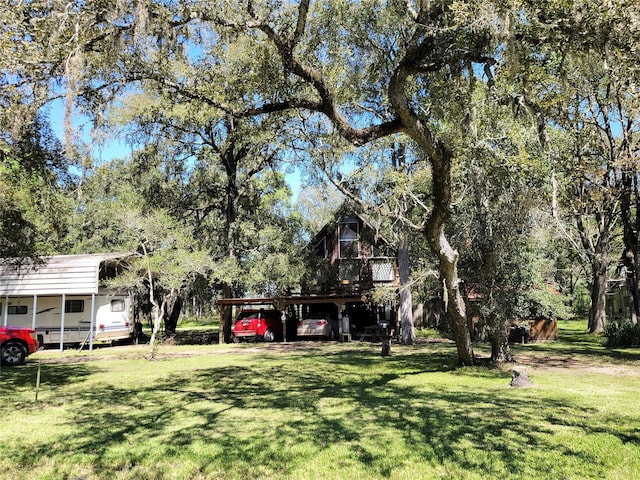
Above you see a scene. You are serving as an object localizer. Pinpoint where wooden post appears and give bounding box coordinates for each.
[281,310,287,343]
[219,305,226,344]
[34,360,41,405]
[381,322,391,356]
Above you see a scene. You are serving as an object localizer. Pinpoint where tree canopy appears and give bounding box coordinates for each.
[2,0,639,363]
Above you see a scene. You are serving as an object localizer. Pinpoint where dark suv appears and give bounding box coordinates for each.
[1,326,39,366]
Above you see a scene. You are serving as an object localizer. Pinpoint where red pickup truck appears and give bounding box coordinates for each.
[0,326,39,366]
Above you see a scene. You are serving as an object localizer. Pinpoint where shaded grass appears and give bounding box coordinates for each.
[1,322,639,479]
[511,318,640,363]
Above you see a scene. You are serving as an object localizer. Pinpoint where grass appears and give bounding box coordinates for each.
[1,320,639,479]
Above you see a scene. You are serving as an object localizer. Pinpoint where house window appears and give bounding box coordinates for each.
[8,305,28,315]
[111,299,125,312]
[65,300,84,313]
[339,219,359,259]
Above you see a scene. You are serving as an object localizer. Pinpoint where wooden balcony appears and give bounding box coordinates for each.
[307,257,397,295]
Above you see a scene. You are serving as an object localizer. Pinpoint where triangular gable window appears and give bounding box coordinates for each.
[339,218,359,259]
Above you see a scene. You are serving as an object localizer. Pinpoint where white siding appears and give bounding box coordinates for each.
[0,253,132,296]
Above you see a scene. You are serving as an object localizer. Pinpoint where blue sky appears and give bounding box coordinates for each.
[47,98,303,201]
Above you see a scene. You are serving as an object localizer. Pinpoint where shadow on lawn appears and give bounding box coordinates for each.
[4,345,634,479]
[0,360,96,392]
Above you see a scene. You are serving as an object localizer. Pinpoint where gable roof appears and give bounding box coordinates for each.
[0,253,136,296]
[313,211,391,246]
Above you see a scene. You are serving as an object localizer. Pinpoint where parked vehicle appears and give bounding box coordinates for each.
[2,294,134,346]
[297,304,339,339]
[232,308,284,342]
[0,254,137,348]
[0,326,39,366]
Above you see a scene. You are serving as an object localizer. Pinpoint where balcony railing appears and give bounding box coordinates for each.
[306,257,396,294]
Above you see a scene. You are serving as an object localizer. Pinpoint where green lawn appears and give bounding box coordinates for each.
[2,320,639,479]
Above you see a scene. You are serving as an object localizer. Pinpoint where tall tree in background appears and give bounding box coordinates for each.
[512,0,640,332]
[0,113,71,260]
[392,143,417,345]
[455,85,559,361]
[108,92,303,340]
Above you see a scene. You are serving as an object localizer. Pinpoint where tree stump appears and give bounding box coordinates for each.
[510,366,533,387]
[381,337,391,356]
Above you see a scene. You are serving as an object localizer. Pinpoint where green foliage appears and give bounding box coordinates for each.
[65,160,143,253]
[571,281,592,317]
[454,84,564,333]
[6,0,640,361]
[604,319,640,348]
[0,113,72,258]
[527,283,572,321]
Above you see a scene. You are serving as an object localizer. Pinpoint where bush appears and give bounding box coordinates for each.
[604,319,640,347]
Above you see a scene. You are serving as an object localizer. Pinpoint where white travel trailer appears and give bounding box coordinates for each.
[0,253,137,351]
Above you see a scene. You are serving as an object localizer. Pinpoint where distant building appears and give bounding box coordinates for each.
[606,265,633,322]
[219,212,400,342]
[306,213,399,295]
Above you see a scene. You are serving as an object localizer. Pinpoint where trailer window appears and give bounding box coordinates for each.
[65,300,84,313]
[8,305,27,315]
[111,299,125,312]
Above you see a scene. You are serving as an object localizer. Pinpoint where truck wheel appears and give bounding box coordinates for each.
[1,341,27,367]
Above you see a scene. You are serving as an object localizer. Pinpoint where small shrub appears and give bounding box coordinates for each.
[604,319,640,347]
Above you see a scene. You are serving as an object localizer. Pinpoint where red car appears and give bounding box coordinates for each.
[232,308,284,342]
[1,326,39,366]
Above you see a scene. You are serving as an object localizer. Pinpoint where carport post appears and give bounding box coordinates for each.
[219,304,227,345]
[281,310,287,343]
[32,295,37,329]
[335,300,350,342]
[3,295,7,326]
[89,293,96,352]
[59,293,65,352]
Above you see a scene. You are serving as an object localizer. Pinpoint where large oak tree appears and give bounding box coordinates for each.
[7,0,638,361]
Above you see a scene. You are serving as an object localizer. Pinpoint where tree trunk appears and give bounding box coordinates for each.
[149,301,164,360]
[221,282,234,343]
[163,292,182,334]
[619,171,638,324]
[397,235,415,344]
[421,142,474,365]
[629,259,639,325]
[426,229,474,365]
[490,317,513,363]
[143,250,163,360]
[588,256,608,333]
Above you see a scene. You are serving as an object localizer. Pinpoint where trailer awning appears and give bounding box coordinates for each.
[0,253,136,296]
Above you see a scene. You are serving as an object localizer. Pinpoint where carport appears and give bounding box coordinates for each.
[217,293,369,343]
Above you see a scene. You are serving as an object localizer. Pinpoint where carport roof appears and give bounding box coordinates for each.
[218,293,366,307]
